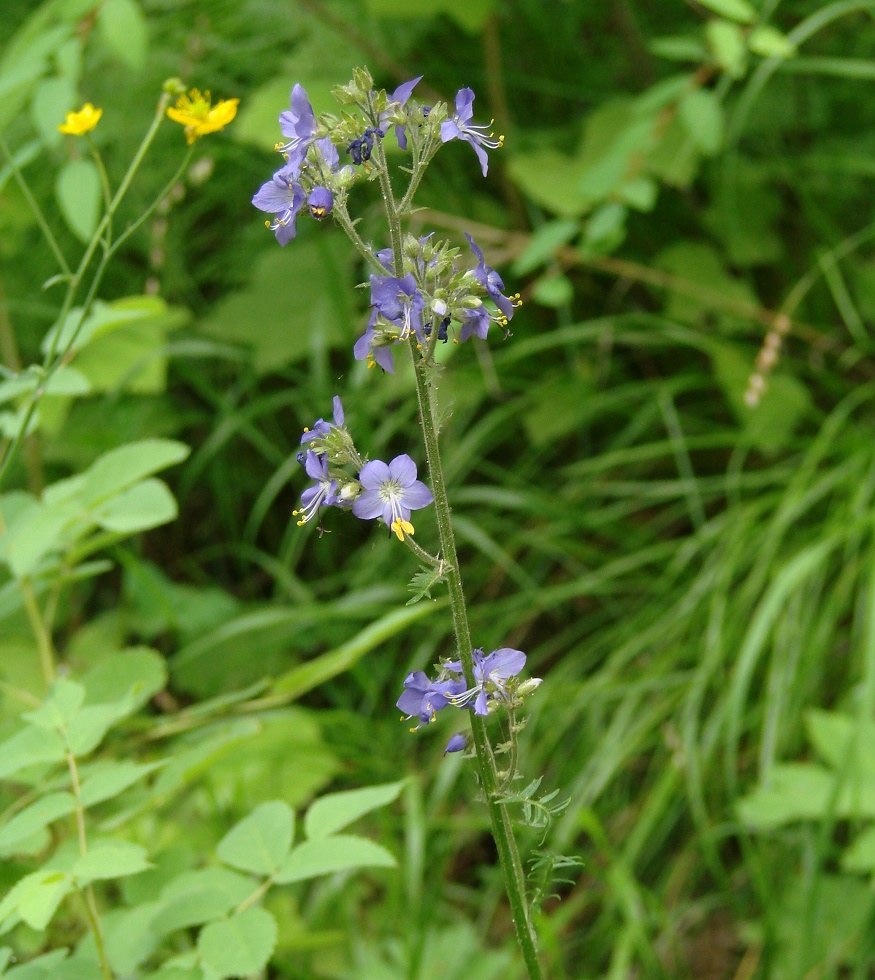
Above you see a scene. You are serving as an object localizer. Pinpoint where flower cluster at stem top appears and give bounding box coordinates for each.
[250,68,521,360]
[294,397,433,541]
[397,648,542,754]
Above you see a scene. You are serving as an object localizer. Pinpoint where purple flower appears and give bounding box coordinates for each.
[444,733,468,755]
[300,396,344,446]
[370,273,426,341]
[347,128,380,164]
[278,84,317,173]
[444,647,526,716]
[459,306,491,343]
[252,166,305,245]
[440,88,504,177]
[466,233,518,326]
[293,450,339,526]
[379,76,422,149]
[397,671,465,729]
[308,186,333,219]
[354,318,395,373]
[352,454,433,540]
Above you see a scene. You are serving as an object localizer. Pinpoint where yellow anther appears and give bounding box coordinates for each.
[391,518,415,541]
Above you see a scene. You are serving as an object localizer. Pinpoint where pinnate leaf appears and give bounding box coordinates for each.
[274,834,396,884]
[196,906,277,979]
[304,781,404,839]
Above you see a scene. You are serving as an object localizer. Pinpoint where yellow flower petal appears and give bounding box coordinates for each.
[166,89,239,144]
[58,103,102,136]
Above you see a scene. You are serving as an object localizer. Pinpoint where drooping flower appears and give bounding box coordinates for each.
[352,454,433,540]
[277,84,317,172]
[444,647,527,716]
[465,234,520,328]
[58,103,102,136]
[370,274,426,342]
[444,733,468,754]
[293,450,339,526]
[307,186,334,219]
[166,90,239,145]
[397,671,466,730]
[300,396,344,446]
[252,165,306,245]
[440,88,504,177]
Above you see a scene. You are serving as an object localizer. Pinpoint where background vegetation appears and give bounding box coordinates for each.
[3,0,875,976]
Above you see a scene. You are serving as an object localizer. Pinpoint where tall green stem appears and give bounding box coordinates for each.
[371,137,543,978]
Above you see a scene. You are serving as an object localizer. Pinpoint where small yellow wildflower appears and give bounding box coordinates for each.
[58,103,103,136]
[166,89,239,145]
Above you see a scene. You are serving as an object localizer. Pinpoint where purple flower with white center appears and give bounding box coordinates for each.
[352,454,433,540]
[277,84,317,172]
[300,396,344,446]
[293,450,339,527]
[252,166,306,245]
[354,318,396,373]
[440,88,504,177]
[465,234,518,325]
[379,76,422,149]
[444,647,526,716]
[370,273,426,342]
[397,671,466,729]
[444,733,468,755]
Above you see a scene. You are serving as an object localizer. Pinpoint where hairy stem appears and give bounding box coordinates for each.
[370,135,542,977]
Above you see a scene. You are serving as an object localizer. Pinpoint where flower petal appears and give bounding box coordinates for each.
[352,489,384,520]
[401,481,433,511]
[358,459,391,490]
[388,454,417,486]
[483,647,526,679]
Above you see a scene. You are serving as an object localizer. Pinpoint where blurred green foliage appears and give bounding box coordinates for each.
[4,0,875,975]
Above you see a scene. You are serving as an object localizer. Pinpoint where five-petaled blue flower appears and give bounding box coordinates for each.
[397,671,465,730]
[277,84,317,173]
[252,166,306,246]
[444,647,526,716]
[440,88,504,177]
[352,454,433,540]
[293,450,339,526]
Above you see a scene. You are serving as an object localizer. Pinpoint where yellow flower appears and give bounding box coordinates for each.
[58,103,103,136]
[166,89,239,145]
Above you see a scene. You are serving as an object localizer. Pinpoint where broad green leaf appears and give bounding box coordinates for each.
[199,237,354,374]
[274,834,396,883]
[706,19,747,78]
[2,500,73,578]
[649,35,708,62]
[531,274,574,308]
[41,296,173,358]
[82,647,167,712]
[65,702,133,756]
[304,782,404,839]
[72,841,151,884]
[216,801,294,875]
[101,903,162,976]
[23,678,84,729]
[696,0,756,23]
[151,868,253,934]
[0,947,11,972]
[511,219,579,277]
[98,0,147,71]
[0,366,89,405]
[0,725,65,780]
[506,148,592,217]
[0,870,73,931]
[79,760,164,807]
[3,951,96,979]
[679,88,724,155]
[79,438,189,506]
[0,793,76,854]
[197,906,277,979]
[92,478,177,533]
[29,75,75,146]
[580,202,627,255]
[55,158,101,244]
